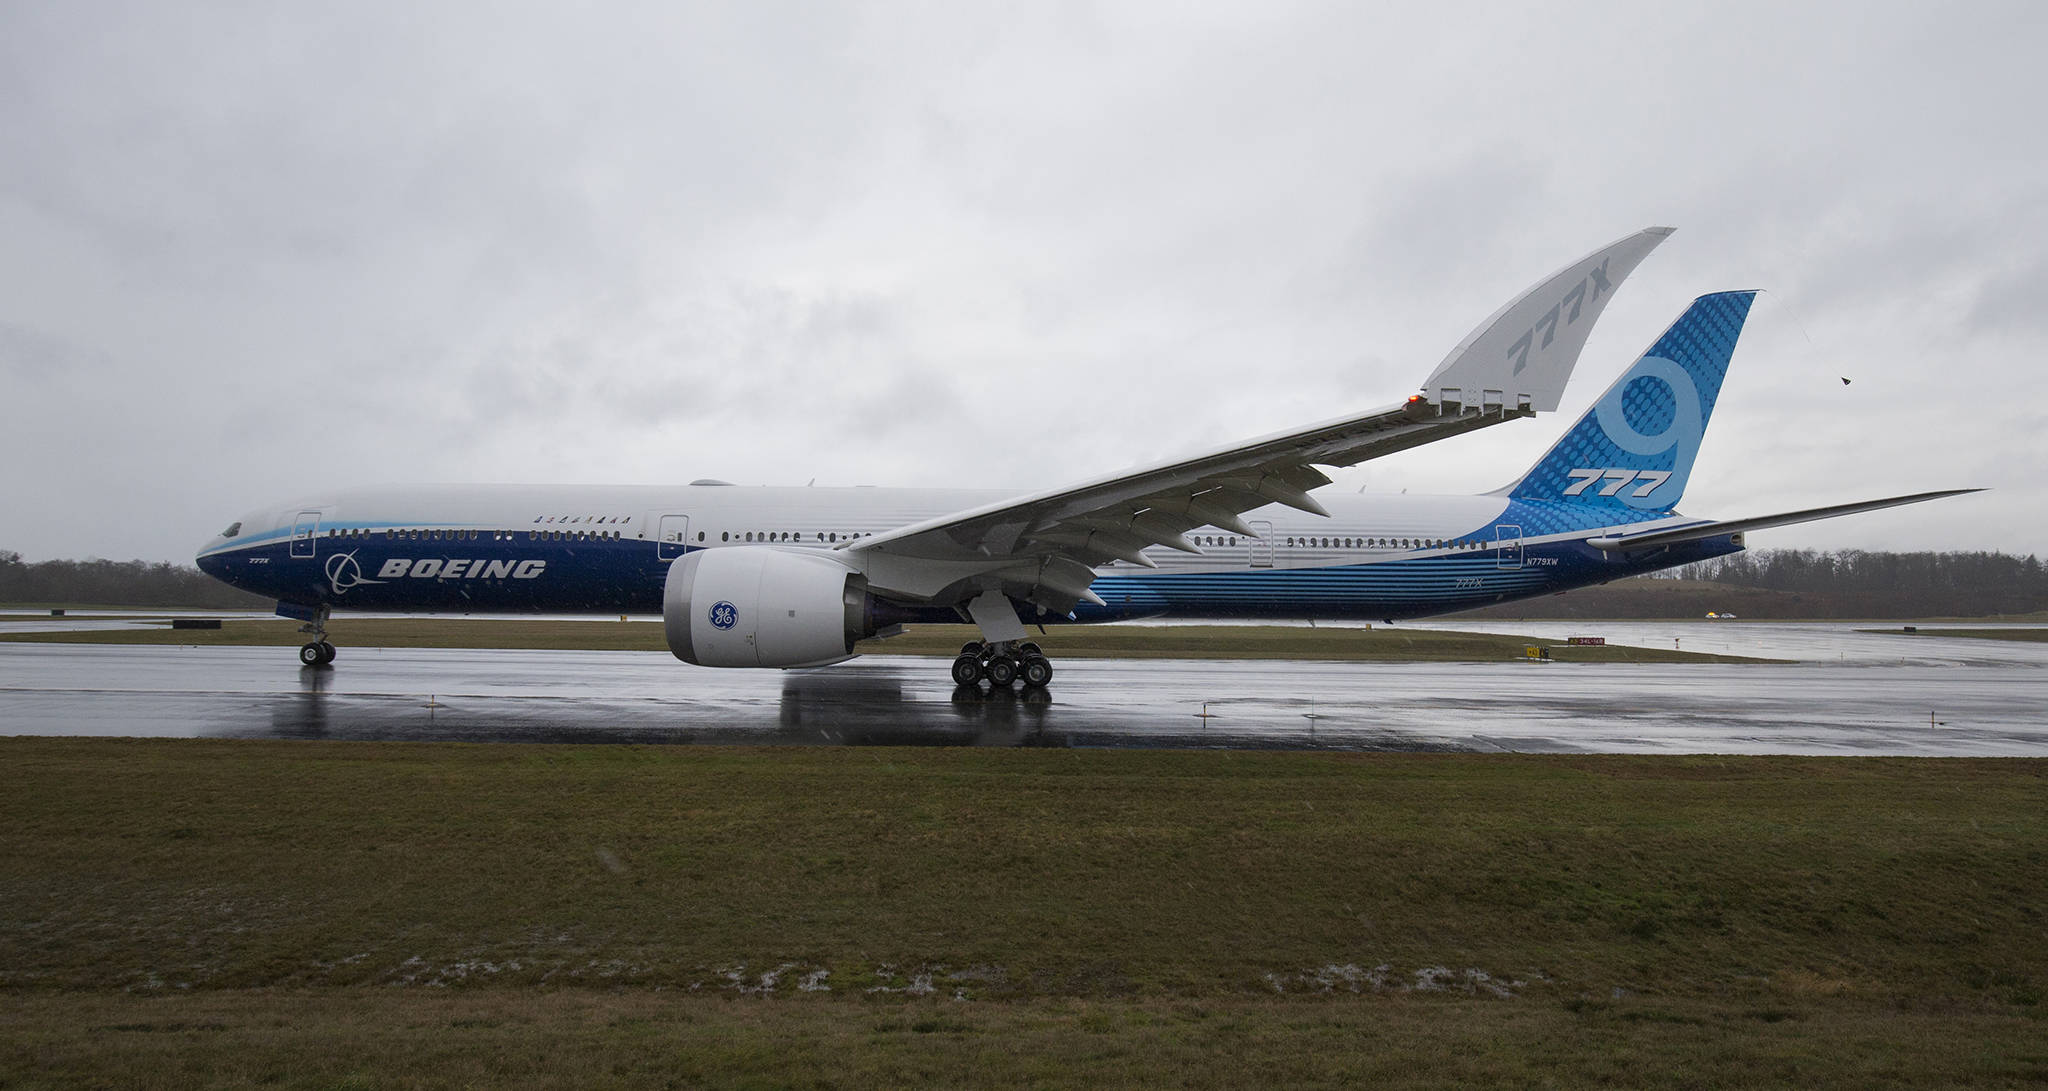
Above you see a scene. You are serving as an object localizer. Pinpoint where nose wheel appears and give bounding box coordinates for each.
[294,604,336,667]
[950,640,1053,690]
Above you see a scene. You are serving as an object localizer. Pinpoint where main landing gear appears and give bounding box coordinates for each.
[951,641,1053,690]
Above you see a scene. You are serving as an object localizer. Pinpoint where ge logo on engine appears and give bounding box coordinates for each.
[708,601,739,631]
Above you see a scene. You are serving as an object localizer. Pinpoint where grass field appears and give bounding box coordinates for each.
[1,740,2042,1086]
[0,617,1769,663]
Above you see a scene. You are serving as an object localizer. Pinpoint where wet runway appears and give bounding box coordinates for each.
[2,623,2044,754]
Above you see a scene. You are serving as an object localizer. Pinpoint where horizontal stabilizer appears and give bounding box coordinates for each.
[1586,489,1983,552]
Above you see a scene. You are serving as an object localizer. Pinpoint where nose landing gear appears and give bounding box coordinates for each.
[950,640,1053,690]
[289,603,336,667]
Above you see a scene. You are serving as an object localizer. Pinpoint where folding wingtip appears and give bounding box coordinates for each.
[1422,226,1677,415]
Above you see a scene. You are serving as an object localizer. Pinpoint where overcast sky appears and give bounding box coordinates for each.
[3,2,2042,563]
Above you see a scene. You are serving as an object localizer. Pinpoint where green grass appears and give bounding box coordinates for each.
[0,617,1770,662]
[1,741,2042,1085]
[1861,627,2048,643]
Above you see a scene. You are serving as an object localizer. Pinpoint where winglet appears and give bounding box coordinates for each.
[1421,227,1674,413]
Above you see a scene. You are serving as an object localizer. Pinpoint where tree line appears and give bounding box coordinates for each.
[1651,549,2048,617]
[0,552,271,609]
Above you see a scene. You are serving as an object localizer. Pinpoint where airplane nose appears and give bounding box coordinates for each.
[196,548,228,581]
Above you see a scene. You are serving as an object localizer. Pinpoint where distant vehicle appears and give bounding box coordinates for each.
[1707,612,1740,619]
[197,228,1973,685]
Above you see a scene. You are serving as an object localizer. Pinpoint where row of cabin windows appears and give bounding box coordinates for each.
[322,527,624,542]
[1187,533,1493,552]
[318,525,1488,553]
[1284,535,1488,551]
[315,526,886,545]
[713,531,872,543]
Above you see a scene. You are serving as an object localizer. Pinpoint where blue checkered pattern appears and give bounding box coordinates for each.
[1508,291,1755,514]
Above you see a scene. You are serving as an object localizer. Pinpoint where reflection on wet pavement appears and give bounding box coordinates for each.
[2,624,2044,754]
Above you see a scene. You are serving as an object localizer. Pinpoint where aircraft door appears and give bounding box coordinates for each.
[290,511,321,560]
[657,515,692,562]
[1494,524,1522,569]
[1249,521,1274,567]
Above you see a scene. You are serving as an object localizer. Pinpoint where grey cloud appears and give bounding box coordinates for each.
[1,1,2043,561]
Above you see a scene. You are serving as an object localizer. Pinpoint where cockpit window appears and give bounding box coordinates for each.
[221,522,242,538]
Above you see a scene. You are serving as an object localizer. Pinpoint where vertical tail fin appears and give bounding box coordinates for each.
[1500,290,1756,513]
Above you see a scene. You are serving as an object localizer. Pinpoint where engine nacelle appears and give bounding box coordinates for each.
[664,547,874,668]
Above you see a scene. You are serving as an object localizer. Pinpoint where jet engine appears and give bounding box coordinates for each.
[664,547,877,668]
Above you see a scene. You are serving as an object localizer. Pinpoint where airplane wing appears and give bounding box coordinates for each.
[1584,489,1984,553]
[847,227,1675,610]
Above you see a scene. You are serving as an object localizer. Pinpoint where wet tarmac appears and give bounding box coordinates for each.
[2,623,2044,753]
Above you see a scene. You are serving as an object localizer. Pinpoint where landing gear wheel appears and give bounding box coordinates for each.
[1019,642,1042,658]
[950,654,985,686]
[317,641,336,665]
[1020,655,1053,689]
[300,642,326,667]
[959,641,985,657]
[984,655,1019,688]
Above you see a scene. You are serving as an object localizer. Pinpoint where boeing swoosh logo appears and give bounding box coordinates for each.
[325,551,386,595]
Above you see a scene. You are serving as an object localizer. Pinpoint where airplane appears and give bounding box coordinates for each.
[195,227,1975,685]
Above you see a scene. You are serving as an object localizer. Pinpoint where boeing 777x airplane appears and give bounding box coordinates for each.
[197,228,1973,686]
